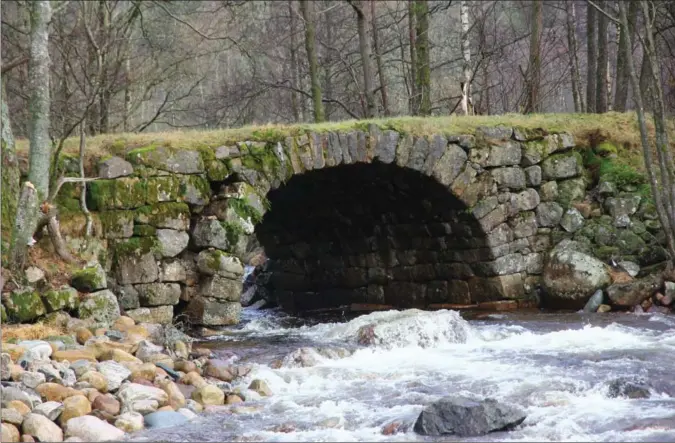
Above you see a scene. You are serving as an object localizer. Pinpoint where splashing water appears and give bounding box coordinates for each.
[129,309,675,442]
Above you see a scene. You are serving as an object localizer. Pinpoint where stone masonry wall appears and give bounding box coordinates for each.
[35,124,667,327]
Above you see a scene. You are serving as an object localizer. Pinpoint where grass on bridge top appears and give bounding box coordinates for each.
[14,112,664,165]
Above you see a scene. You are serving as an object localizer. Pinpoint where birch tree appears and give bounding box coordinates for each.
[460,0,472,115]
[10,0,52,272]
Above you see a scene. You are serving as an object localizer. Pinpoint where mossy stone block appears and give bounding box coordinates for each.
[99,210,134,239]
[146,176,180,204]
[6,288,46,322]
[135,202,191,230]
[43,286,80,312]
[87,180,117,211]
[113,177,147,209]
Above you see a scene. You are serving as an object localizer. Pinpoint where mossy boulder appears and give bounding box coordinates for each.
[146,176,180,204]
[192,218,230,251]
[556,177,587,208]
[126,146,205,174]
[77,290,121,326]
[196,250,244,279]
[135,203,190,230]
[43,286,80,312]
[71,263,107,293]
[5,288,46,322]
[99,210,134,239]
[178,175,211,206]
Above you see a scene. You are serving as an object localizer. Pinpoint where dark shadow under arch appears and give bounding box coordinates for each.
[254,161,489,313]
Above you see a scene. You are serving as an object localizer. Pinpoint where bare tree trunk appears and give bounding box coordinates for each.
[288,0,301,122]
[408,0,418,114]
[613,0,637,112]
[9,184,40,272]
[586,2,597,113]
[639,1,675,255]
[1,81,21,257]
[350,1,377,118]
[414,0,431,116]
[27,0,52,201]
[370,0,390,116]
[595,0,609,113]
[618,0,675,259]
[460,0,472,115]
[525,0,542,114]
[300,0,325,123]
[11,0,52,272]
[123,57,131,131]
[98,0,110,133]
[79,121,93,237]
[324,4,335,119]
[639,49,653,107]
[566,1,584,112]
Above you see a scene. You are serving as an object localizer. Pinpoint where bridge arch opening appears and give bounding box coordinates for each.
[253,161,493,313]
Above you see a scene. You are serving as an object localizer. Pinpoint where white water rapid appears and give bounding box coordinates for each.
[129,308,675,442]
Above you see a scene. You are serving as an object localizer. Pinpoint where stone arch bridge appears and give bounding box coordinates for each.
[65,125,585,326]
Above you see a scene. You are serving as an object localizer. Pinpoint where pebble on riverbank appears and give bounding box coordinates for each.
[0,312,270,442]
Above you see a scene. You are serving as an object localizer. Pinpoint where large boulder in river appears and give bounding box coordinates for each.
[542,240,611,309]
[606,274,663,307]
[413,396,527,437]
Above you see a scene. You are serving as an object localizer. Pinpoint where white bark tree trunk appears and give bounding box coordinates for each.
[460,0,472,115]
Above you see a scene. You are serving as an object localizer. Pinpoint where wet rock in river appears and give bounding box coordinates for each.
[413,395,527,437]
[582,290,604,313]
[607,378,651,399]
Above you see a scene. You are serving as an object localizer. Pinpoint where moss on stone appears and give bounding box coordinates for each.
[87,180,117,211]
[99,210,133,238]
[133,224,157,237]
[113,177,147,209]
[195,145,216,163]
[240,142,283,181]
[44,335,77,346]
[221,221,246,246]
[227,197,263,224]
[42,286,79,312]
[146,176,180,204]
[178,175,211,204]
[595,245,620,260]
[556,176,587,208]
[71,266,106,292]
[1,304,6,323]
[113,236,159,259]
[135,202,190,227]
[7,289,46,322]
[125,144,163,165]
[595,141,618,156]
[206,160,230,182]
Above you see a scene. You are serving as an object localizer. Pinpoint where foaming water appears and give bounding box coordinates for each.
[129,309,675,442]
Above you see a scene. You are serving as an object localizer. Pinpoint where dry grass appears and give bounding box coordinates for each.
[1,323,66,341]
[14,112,672,167]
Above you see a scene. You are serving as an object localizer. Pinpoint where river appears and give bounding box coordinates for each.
[127,304,675,442]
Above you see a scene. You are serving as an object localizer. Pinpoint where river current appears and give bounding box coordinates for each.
[128,304,675,442]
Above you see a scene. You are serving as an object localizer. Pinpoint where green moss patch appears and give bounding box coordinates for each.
[113,177,147,209]
[134,202,190,229]
[133,224,157,237]
[146,176,180,204]
[113,236,159,259]
[43,286,79,312]
[6,289,46,322]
